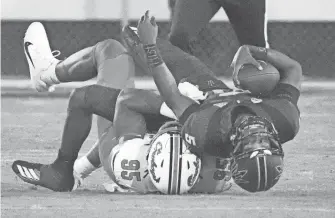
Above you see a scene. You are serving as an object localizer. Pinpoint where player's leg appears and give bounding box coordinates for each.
[74,39,136,179]
[56,39,134,86]
[24,22,133,92]
[168,0,177,17]
[12,85,120,191]
[157,39,231,91]
[122,26,231,91]
[56,39,134,90]
[169,0,221,54]
[94,39,136,137]
[221,0,269,47]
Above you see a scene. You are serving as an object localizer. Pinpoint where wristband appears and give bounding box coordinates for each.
[143,44,164,68]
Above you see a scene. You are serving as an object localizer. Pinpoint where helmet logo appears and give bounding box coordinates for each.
[149,142,163,183]
[231,162,249,184]
[233,170,249,184]
[187,158,201,187]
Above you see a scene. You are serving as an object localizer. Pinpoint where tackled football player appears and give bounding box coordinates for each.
[71,11,302,193]
[133,11,302,192]
[13,11,301,193]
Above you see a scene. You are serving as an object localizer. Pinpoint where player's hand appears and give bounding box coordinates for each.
[137,10,158,45]
[231,45,263,87]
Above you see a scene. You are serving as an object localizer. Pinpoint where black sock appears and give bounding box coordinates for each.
[56,85,119,165]
[58,108,93,163]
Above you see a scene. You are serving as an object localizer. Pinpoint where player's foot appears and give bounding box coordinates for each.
[121,25,149,72]
[24,22,61,92]
[12,159,75,192]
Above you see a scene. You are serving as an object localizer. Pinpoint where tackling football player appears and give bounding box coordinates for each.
[134,11,301,192]
[18,21,235,179]
[11,22,234,192]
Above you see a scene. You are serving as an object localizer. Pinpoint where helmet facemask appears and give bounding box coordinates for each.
[229,115,284,192]
[230,116,284,160]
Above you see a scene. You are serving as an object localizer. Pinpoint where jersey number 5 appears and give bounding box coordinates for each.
[185,133,196,146]
[121,159,141,181]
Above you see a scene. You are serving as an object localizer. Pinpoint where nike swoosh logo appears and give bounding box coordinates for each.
[24,41,35,68]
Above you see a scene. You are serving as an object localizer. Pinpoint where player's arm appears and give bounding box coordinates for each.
[137,11,198,121]
[113,90,150,140]
[243,45,302,105]
[149,62,198,120]
[247,45,303,91]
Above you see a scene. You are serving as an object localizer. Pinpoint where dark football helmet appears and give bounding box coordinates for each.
[229,115,284,192]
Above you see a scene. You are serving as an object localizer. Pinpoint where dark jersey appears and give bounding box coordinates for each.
[180,83,300,157]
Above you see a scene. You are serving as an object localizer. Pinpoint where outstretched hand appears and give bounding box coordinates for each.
[137,10,158,45]
[231,45,263,87]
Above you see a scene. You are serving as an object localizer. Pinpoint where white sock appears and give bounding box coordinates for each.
[41,60,61,85]
[74,156,97,178]
[49,60,61,83]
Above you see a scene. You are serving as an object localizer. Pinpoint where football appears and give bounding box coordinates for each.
[237,60,280,96]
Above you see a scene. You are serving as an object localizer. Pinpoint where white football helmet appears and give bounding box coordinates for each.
[148,122,201,194]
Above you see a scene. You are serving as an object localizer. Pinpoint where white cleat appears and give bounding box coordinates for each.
[24,22,61,92]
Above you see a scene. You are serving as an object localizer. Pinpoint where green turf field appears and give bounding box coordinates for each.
[1,89,335,218]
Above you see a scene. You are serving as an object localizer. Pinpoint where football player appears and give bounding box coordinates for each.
[168,0,268,54]
[132,11,301,192]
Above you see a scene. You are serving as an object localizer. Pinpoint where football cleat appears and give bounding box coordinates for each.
[12,160,75,192]
[120,25,149,72]
[24,22,61,92]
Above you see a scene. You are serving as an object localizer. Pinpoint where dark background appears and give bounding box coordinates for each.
[2,20,335,78]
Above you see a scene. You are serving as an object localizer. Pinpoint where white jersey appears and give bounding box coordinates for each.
[106,137,231,194]
[107,137,158,194]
